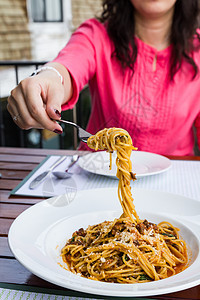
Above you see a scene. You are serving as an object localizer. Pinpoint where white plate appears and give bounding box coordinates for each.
[8,188,200,297]
[78,151,171,178]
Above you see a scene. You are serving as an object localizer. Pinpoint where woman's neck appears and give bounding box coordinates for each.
[135,11,174,51]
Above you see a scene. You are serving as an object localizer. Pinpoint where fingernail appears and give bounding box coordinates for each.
[54,129,62,134]
[54,109,61,117]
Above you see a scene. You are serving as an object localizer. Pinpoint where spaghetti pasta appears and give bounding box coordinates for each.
[61,127,188,283]
[87,128,138,222]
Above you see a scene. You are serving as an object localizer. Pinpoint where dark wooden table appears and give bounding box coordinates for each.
[0,147,200,300]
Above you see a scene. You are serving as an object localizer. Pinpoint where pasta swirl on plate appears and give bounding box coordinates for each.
[61,128,188,283]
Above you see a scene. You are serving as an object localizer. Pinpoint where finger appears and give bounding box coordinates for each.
[45,83,64,120]
[20,78,63,133]
[7,96,18,118]
[8,89,43,130]
[7,89,22,117]
[7,95,26,128]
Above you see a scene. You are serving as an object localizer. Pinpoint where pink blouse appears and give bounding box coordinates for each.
[53,19,200,155]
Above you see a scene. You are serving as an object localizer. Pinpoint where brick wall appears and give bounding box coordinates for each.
[71,0,102,29]
[0,0,31,60]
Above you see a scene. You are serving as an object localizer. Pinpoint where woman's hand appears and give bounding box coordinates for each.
[7,63,73,134]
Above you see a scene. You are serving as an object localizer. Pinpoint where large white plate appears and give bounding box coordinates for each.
[8,188,200,297]
[78,151,171,178]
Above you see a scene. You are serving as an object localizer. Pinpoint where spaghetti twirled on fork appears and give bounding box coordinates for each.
[87,128,138,222]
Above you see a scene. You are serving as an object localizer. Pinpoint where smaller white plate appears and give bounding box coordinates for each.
[78,151,171,178]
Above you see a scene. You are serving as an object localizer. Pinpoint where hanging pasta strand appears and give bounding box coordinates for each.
[87,128,138,222]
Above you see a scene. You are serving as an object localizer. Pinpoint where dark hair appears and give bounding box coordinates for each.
[99,0,200,80]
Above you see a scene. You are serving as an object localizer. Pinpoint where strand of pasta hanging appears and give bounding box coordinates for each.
[87,127,139,222]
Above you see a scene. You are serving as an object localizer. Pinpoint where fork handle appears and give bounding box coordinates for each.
[56,119,79,129]
[65,157,79,172]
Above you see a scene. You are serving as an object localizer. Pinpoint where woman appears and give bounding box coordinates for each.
[7,0,200,155]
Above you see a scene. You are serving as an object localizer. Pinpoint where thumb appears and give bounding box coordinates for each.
[46,84,64,120]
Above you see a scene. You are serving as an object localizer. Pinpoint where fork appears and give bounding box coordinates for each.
[56,119,92,143]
